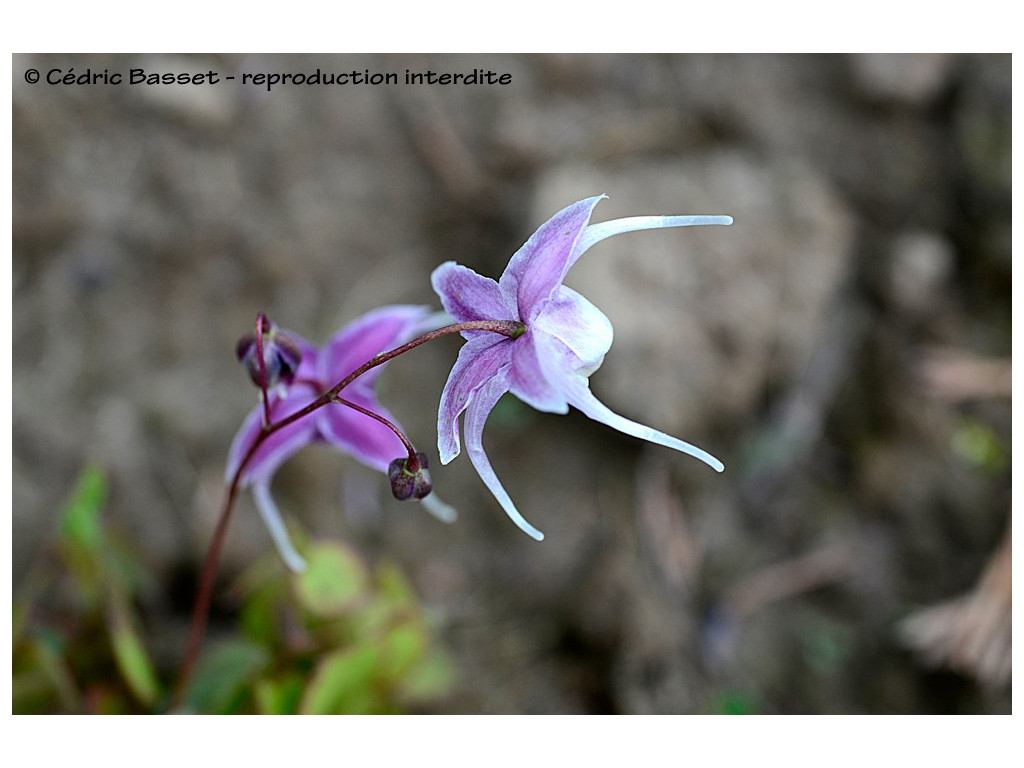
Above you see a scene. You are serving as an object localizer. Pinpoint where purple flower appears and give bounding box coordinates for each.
[431,195,730,541]
[226,305,455,571]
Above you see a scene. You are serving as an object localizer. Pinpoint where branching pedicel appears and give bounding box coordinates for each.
[176,195,731,704]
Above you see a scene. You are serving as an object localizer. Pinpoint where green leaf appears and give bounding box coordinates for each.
[254,680,283,715]
[375,560,416,607]
[55,467,111,606]
[379,621,427,680]
[239,581,286,647]
[952,418,1007,473]
[346,561,418,639]
[254,674,304,715]
[184,640,269,714]
[399,652,454,703]
[300,644,379,714]
[293,542,368,618]
[711,689,757,715]
[232,551,292,646]
[107,596,161,707]
[58,466,107,554]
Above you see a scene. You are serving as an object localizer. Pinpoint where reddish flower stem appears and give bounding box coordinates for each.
[269,319,524,435]
[172,317,523,708]
[172,460,245,707]
[254,313,272,427]
[334,396,417,458]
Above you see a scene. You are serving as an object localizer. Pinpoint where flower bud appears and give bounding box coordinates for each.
[236,325,303,389]
[388,452,432,501]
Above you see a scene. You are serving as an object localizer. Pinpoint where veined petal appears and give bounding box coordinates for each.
[317,394,409,474]
[226,386,320,486]
[431,261,515,326]
[577,214,733,257]
[437,334,513,463]
[464,373,545,541]
[252,480,307,572]
[421,492,458,523]
[532,286,613,376]
[563,375,725,473]
[318,305,434,391]
[501,196,605,320]
[508,329,570,414]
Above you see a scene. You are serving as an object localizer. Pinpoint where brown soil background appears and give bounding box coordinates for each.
[13,53,1011,713]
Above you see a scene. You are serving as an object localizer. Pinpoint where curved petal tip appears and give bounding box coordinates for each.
[422,493,458,524]
[253,482,308,573]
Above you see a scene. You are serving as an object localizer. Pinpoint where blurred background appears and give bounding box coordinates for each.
[12,53,1010,713]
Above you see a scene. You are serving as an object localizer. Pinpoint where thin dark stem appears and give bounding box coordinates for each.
[270,319,524,436]
[172,466,242,706]
[334,396,417,457]
[173,317,524,707]
[254,313,273,427]
[330,319,524,399]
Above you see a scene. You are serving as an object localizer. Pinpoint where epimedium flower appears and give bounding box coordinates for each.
[431,194,730,541]
[226,305,455,572]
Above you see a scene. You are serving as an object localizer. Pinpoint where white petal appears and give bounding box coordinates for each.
[421,492,458,524]
[532,287,613,376]
[508,330,570,414]
[579,215,733,255]
[252,481,308,572]
[565,377,725,472]
[465,375,545,541]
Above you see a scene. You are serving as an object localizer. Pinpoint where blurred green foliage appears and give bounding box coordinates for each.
[185,540,454,714]
[951,417,1007,474]
[709,689,757,715]
[13,467,453,714]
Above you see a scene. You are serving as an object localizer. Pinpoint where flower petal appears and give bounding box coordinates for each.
[318,305,434,392]
[508,329,570,414]
[437,334,513,463]
[532,285,613,376]
[501,196,605,320]
[226,385,320,486]
[562,374,724,472]
[464,372,545,541]
[431,261,516,326]
[421,492,458,523]
[317,394,410,474]
[578,214,733,257]
[252,480,307,572]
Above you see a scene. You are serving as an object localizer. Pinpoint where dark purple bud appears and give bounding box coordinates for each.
[236,325,303,389]
[388,452,432,501]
